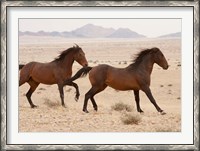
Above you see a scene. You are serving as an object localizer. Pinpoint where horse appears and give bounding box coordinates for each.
[64,47,169,115]
[19,44,88,108]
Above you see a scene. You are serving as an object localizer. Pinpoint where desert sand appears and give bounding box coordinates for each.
[19,37,181,132]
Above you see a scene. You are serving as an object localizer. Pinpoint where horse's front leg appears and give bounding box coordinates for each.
[141,86,166,115]
[71,82,80,101]
[64,81,80,101]
[133,90,143,113]
[58,84,65,107]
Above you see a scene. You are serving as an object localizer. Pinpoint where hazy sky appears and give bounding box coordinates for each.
[19,19,181,38]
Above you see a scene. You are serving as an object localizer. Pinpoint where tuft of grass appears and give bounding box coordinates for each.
[65,88,72,92]
[111,102,133,112]
[44,98,59,108]
[121,113,141,125]
[155,127,178,132]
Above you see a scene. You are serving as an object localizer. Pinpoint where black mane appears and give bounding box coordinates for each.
[130,47,159,66]
[53,46,79,62]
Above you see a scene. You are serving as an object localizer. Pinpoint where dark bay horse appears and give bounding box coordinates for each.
[64,47,169,115]
[19,44,88,108]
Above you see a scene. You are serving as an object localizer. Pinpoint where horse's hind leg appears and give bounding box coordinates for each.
[19,78,26,86]
[83,85,107,113]
[90,96,98,111]
[19,72,30,86]
[83,88,93,113]
[26,79,39,108]
[133,90,143,113]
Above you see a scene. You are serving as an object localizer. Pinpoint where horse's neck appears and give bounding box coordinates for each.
[136,56,155,74]
[59,55,74,71]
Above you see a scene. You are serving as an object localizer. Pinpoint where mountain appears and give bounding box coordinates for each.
[107,28,145,38]
[71,24,115,38]
[159,32,181,38]
[19,24,146,38]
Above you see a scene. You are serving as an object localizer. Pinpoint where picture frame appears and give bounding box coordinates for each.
[1,0,199,150]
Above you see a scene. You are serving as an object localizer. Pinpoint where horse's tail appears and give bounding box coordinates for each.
[19,64,25,70]
[64,66,92,84]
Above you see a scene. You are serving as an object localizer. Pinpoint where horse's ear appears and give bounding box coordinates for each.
[74,43,79,48]
[151,47,160,53]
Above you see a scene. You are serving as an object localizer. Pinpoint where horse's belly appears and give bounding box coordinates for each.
[106,77,140,91]
[108,82,140,91]
[32,75,56,85]
[31,67,57,84]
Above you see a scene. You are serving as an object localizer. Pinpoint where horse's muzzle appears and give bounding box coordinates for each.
[163,64,169,70]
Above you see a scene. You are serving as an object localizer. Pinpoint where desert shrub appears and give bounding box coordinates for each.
[111,102,132,112]
[44,98,59,107]
[121,113,141,125]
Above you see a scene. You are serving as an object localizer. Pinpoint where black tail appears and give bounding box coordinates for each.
[19,64,25,70]
[64,66,92,84]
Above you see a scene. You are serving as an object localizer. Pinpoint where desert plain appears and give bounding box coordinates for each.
[19,36,181,132]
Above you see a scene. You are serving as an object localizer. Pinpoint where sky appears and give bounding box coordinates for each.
[19,19,181,38]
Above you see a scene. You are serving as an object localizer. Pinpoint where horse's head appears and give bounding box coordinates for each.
[152,47,169,70]
[73,44,88,67]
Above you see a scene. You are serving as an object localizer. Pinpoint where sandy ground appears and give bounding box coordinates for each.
[19,37,181,132]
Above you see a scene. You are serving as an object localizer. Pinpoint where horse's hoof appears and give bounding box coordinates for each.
[75,94,79,102]
[83,109,89,113]
[62,104,66,108]
[139,111,144,114]
[94,107,98,111]
[75,97,78,102]
[31,105,38,108]
[160,111,166,115]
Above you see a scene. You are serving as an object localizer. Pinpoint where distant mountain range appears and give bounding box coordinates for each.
[19,24,145,38]
[19,23,180,38]
[159,32,181,38]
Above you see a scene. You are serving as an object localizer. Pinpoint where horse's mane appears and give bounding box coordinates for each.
[130,47,159,66]
[53,45,79,62]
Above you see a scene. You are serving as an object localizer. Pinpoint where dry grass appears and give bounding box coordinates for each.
[121,112,141,125]
[155,126,178,132]
[111,102,133,112]
[112,103,141,125]
[43,98,60,108]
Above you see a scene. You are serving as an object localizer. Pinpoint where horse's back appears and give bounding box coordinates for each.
[89,64,140,90]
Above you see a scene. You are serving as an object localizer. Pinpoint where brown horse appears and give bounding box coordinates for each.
[64,47,169,115]
[19,44,88,108]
